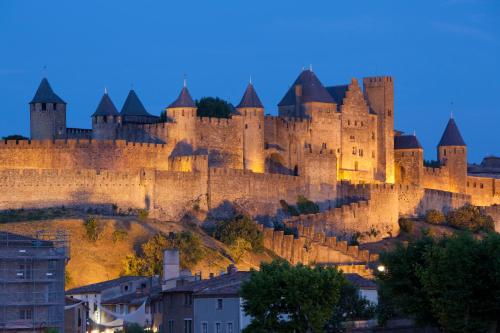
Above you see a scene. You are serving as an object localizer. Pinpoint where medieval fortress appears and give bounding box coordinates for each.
[1,69,499,239]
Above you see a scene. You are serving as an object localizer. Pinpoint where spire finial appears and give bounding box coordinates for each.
[131,83,134,90]
[42,65,47,77]
[249,75,252,85]
[450,101,454,119]
[413,130,416,136]
[104,87,108,95]
[309,64,313,72]
[183,74,187,88]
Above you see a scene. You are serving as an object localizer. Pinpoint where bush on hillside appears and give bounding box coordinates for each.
[425,209,446,225]
[83,217,101,242]
[279,199,300,216]
[446,204,494,232]
[214,215,263,252]
[112,229,128,243]
[398,218,413,234]
[296,195,320,215]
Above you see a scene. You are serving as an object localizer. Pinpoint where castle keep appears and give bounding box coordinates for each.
[3,69,499,239]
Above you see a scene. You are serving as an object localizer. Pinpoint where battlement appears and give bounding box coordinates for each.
[208,167,302,183]
[168,154,209,172]
[196,116,236,126]
[424,166,446,175]
[362,76,394,84]
[0,139,168,150]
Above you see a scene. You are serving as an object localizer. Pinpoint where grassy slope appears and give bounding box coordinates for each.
[0,215,274,290]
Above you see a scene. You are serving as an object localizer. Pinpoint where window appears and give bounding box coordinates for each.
[349,135,355,142]
[184,319,192,333]
[168,320,174,333]
[372,132,375,140]
[444,149,447,156]
[184,293,192,306]
[42,103,47,111]
[359,149,364,157]
[354,120,358,126]
[227,322,234,333]
[347,120,351,126]
[480,183,484,189]
[78,308,82,327]
[201,322,208,333]
[53,103,57,110]
[352,147,357,155]
[17,263,32,279]
[388,109,392,116]
[215,322,221,333]
[19,308,32,320]
[216,298,223,310]
[372,151,375,159]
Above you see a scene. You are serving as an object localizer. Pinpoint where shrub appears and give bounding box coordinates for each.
[229,237,252,263]
[446,204,495,232]
[279,199,300,216]
[83,217,101,242]
[425,209,446,225]
[398,218,413,234]
[214,215,263,251]
[138,209,149,220]
[112,229,128,243]
[296,195,320,215]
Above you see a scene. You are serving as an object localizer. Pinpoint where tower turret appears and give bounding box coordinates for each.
[29,78,67,140]
[166,83,197,154]
[237,82,265,173]
[91,90,121,140]
[438,117,467,193]
[394,134,423,185]
[120,89,158,124]
[363,76,395,183]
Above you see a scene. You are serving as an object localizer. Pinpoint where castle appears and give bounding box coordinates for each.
[1,69,499,239]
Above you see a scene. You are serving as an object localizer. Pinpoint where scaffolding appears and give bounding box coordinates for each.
[0,230,69,333]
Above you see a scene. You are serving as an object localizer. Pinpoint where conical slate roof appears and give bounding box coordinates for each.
[278,69,335,106]
[92,92,119,117]
[120,90,152,116]
[236,83,264,108]
[30,78,66,104]
[168,86,196,108]
[438,118,466,146]
[394,135,422,150]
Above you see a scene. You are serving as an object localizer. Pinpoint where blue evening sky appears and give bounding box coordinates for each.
[0,0,498,162]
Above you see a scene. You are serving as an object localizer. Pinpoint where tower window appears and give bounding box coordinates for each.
[53,103,57,110]
[347,120,351,126]
[41,103,46,111]
[443,149,446,156]
[350,135,355,142]
[354,121,358,126]
[352,147,357,155]
[372,132,375,140]
[359,149,363,156]
[387,109,392,117]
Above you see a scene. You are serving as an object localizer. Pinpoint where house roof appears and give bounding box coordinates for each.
[165,271,250,294]
[0,231,54,248]
[344,273,377,290]
[394,135,422,150]
[92,92,120,117]
[278,69,335,106]
[236,83,264,109]
[325,85,348,110]
[30,78,66,104]
[168,86,196,108]
[120,90,152,116]
[66,276,146,295]
[438,118,466,146]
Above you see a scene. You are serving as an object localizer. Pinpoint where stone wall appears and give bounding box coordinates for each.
[0,139,170,172]
[484,205,500,232]
[466,175,500,206]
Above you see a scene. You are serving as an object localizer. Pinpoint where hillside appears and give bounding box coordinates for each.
[0,211,275,289]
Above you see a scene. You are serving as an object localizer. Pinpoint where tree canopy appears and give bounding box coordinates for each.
[240,260,371,333]
[196,97,233,118]
[2,134,28,140]
[377,233,500,332]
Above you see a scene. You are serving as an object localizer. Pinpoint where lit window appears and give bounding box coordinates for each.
[352,147,357,155]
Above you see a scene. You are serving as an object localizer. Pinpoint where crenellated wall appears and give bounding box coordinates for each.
[0,139,170,172]
[466,175,500,206]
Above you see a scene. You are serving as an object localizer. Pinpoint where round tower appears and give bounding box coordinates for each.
[91,90,121,140]
[166,83,197,155]
[237,82,265,173]
[437,117,467,193]
[29,78,67,140]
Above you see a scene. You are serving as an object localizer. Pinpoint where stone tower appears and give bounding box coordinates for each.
[438,118,467,193]
[394,134,423,185]
[363,76,395,183]
[30,78,67,140]
[237,82,265,173]
[91,91,121,140]
[167,83,197,155]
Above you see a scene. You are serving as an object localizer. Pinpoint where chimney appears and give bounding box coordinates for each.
[163,249,180,282]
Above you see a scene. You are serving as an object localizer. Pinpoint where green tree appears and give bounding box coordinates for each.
[214,215,263,251]
[83,216,101,242]
[240,260,346,333]
[377,234,500,332]
[2,134,28,140]
[196,97,233,118]
[398,217,413,233]
[123,231,206,276]
[229,237,252,263]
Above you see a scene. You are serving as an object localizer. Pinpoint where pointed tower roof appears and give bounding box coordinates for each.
[92,92,119,117]
[120,90,152,116]
[438,118,466,146]
[168,86,196,108]
[236,83,264,109]
[30,78,66,104]
[278,69,335,106]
